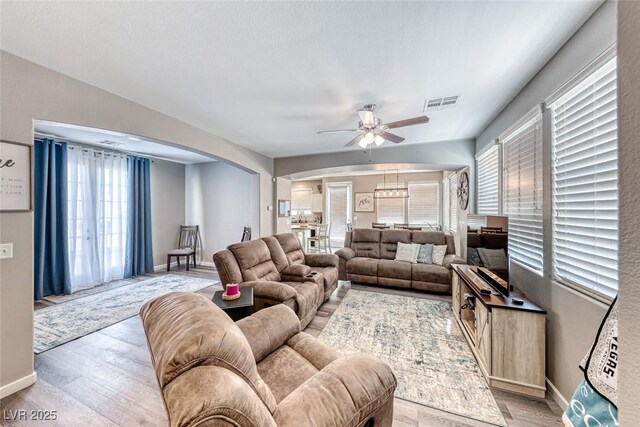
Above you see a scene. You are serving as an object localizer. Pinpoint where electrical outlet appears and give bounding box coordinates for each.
[0,243,13,260]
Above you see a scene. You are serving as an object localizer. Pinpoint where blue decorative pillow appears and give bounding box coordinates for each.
[467,247,483,266]
[416,244,434,264]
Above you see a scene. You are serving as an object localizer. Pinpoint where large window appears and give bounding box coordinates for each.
[501,108,544,274]
[550,56,618,298]
[442,173,458,232]
[408,182,439,226]
[476,145,500,215]
[376,183,406,224]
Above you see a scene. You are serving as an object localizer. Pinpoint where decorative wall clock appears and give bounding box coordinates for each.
[457,171,469,210]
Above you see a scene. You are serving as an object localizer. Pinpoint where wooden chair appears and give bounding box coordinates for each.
[307,223,331,253]
[372,222,389,229]
[481,226,503,234]
[394,223,409,229]
[167,225,199,271]
[241,227,251,242]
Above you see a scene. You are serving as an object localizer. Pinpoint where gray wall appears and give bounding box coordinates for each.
[150,159,186,268]
[618,1,640,422]
[320,171,444,229]
[473,1,615,403]
[0,51,274,395]
[275,138,476,218]
[185,162,259,260]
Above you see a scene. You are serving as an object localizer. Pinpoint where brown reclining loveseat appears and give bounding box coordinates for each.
[213,232,338,328]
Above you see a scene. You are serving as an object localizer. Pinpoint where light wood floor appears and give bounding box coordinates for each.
[2,266,564,426]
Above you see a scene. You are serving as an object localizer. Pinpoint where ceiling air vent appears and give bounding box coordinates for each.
[424,94,461,112]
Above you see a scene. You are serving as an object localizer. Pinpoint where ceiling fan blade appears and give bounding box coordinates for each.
[358,109,375,126]
[345,134,366,147]
[378,131,405,144]
[317,129,359,134]
[385,116,430,129]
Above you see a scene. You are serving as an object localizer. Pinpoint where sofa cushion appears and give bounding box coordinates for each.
[416,244,434,264]
[262,235,290,272]
[285,281,323,314]
[310,266,338,292]
[394,242,420,263]
[257,345,319,403]
[432,245,448,266]
[378,259,412,280]
[274,233,306,266]
[380,230,412,259]
[346,257,379,277]
[351,229,381,258]
[467,232,483,248]
[229,239,281,282]
[283,264,312,277]
[482,233,508,251]
[410,231,447,246]
[411,263,451,285]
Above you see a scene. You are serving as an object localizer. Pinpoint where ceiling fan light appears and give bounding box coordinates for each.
[374,135,384,146]
[358,139,369,149]
[364,132,375,143]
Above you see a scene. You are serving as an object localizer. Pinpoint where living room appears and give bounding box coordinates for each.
[1,1,639,426]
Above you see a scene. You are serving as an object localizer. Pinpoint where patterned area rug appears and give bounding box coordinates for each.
[34,275,220,354]
[318,290,506,426]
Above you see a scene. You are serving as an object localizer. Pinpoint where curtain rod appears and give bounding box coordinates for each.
[34,133,156,163]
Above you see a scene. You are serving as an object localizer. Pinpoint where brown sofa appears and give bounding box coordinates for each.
[140,292,397,427]
[336,229,465,294]
[213,233,338,328]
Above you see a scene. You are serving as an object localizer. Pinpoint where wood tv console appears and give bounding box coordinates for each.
[451,264,547,398]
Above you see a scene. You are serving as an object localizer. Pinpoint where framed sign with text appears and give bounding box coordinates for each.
[0,140,33,212]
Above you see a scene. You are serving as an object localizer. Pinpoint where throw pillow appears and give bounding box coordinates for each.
[477,248,508,270]
[432,245,447,266]
[395,242,421,263]
[467,247,483,266]
[417,244,434,264]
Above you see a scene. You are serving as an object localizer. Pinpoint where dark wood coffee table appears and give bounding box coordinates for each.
[211,288,254,321]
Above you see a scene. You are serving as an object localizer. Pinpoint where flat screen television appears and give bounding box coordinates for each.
[476,267,509,298]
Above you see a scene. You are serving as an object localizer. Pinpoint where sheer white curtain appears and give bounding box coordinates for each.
[67,147,128,292]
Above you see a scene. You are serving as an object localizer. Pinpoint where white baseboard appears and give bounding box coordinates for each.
[154,262,178,272]
[546,377,568,410]
[154,261,216,272]
[0,372,37,399]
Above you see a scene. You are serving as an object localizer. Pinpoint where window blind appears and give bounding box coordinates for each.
[376,183,406,224]
[449,173,458,232]
[550,57,618,299]
[291,188,312,211]
[467,214,487,231]
[408,182,439,226]
[442,178,450,230]
[477,146,500,215]
[501,110,544,274]
[327,183,351,241]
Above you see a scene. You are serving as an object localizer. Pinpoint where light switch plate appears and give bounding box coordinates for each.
[0,243,13,260]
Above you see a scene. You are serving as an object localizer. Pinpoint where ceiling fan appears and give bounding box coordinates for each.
[317,104,429,148]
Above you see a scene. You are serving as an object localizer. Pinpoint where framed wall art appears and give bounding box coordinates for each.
[354,192,375,212]
[0,140,33,212]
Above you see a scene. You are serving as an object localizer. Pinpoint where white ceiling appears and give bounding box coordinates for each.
[2,1,601,158]
[34,121,215,164]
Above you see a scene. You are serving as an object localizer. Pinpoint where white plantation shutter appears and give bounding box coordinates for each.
[467,214,487,231]
[501,108,544,274]
[291,188,312,211]
[408,182,439,226]
[477,146,500,215]
[442,179,450,231]
[376,183,406,224]
[449,173,458,232]
[327,183,351,241]
[550,57,618,298]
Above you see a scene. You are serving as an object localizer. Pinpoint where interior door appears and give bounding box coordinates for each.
[326,182,352,249]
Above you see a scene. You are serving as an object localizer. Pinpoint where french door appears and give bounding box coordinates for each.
[326,182,352,249]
